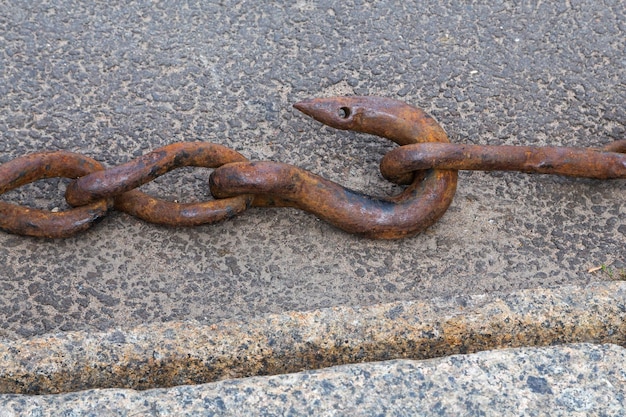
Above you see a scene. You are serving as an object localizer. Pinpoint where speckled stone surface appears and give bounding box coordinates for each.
[1,343,625,416]
[1,281,625,395]
[0,0,624,340]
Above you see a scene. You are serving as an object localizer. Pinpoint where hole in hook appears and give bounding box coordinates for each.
[338,107,351,119]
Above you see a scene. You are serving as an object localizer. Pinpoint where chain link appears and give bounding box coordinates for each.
[0,96,624,239]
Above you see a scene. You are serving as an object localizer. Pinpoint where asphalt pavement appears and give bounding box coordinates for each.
[1,0,623,340]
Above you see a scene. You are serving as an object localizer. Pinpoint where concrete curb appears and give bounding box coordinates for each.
[1,281,625,395]
[3,343,625,416]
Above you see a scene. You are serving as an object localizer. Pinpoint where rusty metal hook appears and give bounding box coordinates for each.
[210,97,458,239]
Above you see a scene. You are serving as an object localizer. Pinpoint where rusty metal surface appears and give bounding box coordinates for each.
[211,97,458,239]
[210,160,456,239]
[0,96,622,240]
[0,152,111,238]
[66,142,253,227]
[381,141,626,182]
[66,142,249,206]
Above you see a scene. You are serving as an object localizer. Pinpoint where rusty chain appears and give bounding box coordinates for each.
[0,96,624,239]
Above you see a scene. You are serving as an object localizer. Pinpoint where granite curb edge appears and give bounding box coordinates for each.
[1,281,624,395]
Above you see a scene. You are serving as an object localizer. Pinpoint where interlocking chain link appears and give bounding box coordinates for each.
[1,96,624,239]
[0,152,112,238]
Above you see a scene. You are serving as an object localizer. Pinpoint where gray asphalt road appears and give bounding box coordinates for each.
[0,0,624,339]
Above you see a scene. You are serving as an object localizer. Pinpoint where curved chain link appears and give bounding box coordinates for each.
[0,152,111,238]
[210,96,457,239]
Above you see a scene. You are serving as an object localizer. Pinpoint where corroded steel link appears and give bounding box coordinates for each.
[380,142,626,182]
[0,152,111,238]
[113,189,252,227]
[603,139,626,153]
[210,97,458,239]
[66,142,248,205]
[210,161,456,239]
[65,142,253,227]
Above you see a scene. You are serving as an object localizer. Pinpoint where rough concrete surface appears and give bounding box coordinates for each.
[0,0,623,340]
[1,282,625,395]
[2,343,626,416]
